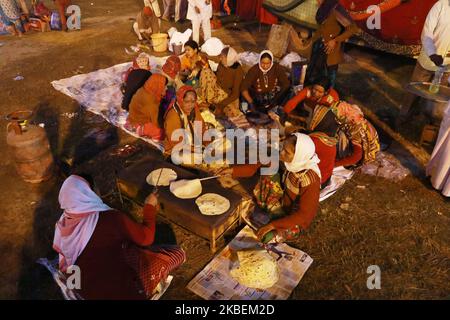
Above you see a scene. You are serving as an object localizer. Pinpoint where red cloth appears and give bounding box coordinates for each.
[335,143,363,167]
[212,0,221,13]
[271,172,321,231]
[75,205,157,299]
[284,87,340,114]
[124,245,185,298]
[339,0,437,45]
[144,74,167,103]
[236,0,258,20]
[310,135,337,184]
[256,0,278,25]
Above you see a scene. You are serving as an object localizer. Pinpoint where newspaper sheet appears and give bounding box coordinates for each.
[187,226,313,300]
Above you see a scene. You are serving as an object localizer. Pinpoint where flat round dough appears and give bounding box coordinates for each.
[195,193,230,216]
[230,250,279,289]
[146,168,177,187]
[170,179,202,199]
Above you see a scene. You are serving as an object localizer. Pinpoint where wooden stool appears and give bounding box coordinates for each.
[420,124,439,146]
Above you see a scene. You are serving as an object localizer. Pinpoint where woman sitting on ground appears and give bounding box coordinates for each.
[125,74,167,141]
[241,50,290,113]
[121,53,153,111]
[163,85,206,162]
[226,133,321,242]
[196,46,244,118]
[330,100,380,167]
[283,78,339,121]
[53,175,185,300]
[179,40,210,88]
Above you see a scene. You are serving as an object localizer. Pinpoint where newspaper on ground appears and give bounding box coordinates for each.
[187,225,313,300]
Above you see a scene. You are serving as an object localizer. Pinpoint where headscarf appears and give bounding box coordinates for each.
[258,50,274,75]
[143,5,153,17]
[284,133,321,179]
[315,0,353,25]
[170,85,201,146]
[176,85,198,115]
[123,53,151,83]
[162,55,182,79]
[333,101,364,124]
[53,175,111,272]
[144,74,167,103]
[134,52,151,70]
[224,46,239,67]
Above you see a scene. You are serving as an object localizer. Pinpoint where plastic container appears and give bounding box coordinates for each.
[151,33,169,52]
[6,111,54,183]
[172,42,183,56]
[429,66,445,94]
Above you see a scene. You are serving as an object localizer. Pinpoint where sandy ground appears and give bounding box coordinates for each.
[0,0,449,300]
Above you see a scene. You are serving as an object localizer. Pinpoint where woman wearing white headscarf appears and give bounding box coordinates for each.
[241,50,290,113]
[225,133,321,242]
[53,175,185,299]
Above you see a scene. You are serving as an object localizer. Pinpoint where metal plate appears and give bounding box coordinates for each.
[405,82,450,103]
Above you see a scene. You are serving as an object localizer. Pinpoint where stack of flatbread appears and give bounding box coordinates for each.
[230,250,279,289]
[195,193,230,215]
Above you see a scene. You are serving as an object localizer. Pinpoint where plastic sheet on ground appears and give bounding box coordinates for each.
[187,225,313,300]
[360,151,410,182]
[51,55,218,152]
[319,166,355,202]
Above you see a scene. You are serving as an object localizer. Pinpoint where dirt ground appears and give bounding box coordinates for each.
[0,0,449,300]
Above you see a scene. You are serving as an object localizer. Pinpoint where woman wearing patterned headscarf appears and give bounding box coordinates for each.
[121,53,153,111]
[163,85,206,156]
[330,100,380,166]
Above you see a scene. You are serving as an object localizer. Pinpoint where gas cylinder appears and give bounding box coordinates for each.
[6,110,54,183]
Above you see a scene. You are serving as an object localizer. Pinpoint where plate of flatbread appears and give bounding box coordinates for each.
[195,193,230,216]
[146,168,177,187]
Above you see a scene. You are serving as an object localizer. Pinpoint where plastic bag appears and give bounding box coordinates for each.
[279,52,306,70]
[238,51,259,67]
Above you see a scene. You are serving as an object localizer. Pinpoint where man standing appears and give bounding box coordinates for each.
[187,0,212,44]
[397,0,450,126]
